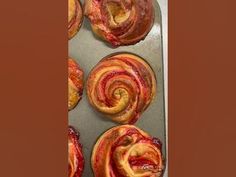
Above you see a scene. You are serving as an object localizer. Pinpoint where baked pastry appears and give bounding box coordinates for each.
[86,53,156,124]
[68,126,84,177]
[92,125,164,177]
[84,0,154,46]
[68,0,83,39]
[68,58,84,110]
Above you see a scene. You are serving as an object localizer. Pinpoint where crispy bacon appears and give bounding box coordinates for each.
[92,125,164,177]
[86,53,156,124]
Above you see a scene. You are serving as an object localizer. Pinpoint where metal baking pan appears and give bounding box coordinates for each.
[69,0,166,176]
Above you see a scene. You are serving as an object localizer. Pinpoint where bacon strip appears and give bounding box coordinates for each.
[92,125,164,177]
[86,53,156,124]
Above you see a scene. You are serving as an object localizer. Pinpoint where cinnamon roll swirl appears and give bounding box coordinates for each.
[86,53,156,124]
[92,125,164,177]
[84,0,154,46]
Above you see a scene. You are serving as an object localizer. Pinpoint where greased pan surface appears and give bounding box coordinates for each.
[69,1,166,176]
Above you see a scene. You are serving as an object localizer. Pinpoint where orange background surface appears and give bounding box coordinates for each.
[0,0,235,176]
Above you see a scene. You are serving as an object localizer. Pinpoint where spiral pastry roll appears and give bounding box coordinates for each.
[68,58,84,110]
[84,0,154,46]
[92,125,164,177]
[68,126,84,177]
[68,0,83,39]
[87,53,156,124]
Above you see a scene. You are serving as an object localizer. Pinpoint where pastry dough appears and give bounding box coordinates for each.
[92,125,164,177]
[68,126,84,177]
[84,0,154,46]
[68,0,83,39]
[68,58,83,110]
[87,53,156,124]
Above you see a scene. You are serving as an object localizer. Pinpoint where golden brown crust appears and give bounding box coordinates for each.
[68,58,84,110]
[92,125,164,177]
[68,0,83,39]
[86,53,156,124]
[84,0,154,46]
[68,126,84,177]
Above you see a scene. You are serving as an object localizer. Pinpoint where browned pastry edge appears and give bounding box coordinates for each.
[68,0,83,39]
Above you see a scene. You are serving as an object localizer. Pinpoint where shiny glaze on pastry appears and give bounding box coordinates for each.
[84,0,154,46]
[92,125,164,177]
[68,126,84,177]
[68,0,83,39]
[68,58,84,110]
[87,53,156,124]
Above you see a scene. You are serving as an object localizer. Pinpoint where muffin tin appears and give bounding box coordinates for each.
[69,0,166,176]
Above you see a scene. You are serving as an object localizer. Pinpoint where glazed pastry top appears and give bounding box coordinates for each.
[68,58,84,110]
[84,0,154,46]
[92,125,164,177]
[68,127,84,177]
[68,0,83,39]
[68,0,76,23]
[87,53,156,124]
